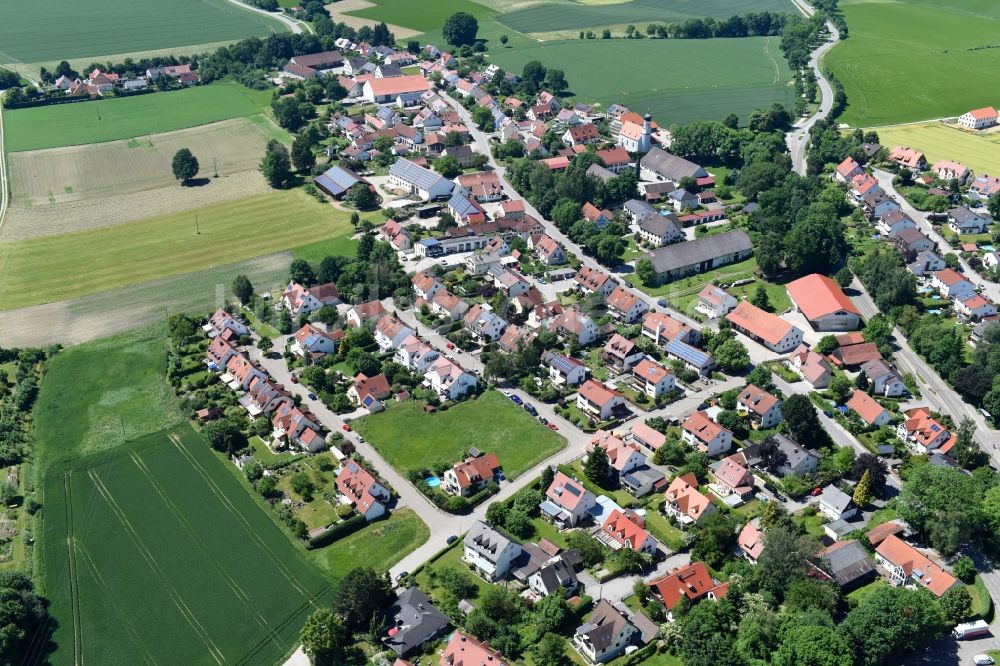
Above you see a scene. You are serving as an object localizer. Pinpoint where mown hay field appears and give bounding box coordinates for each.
[9,116,287,207]
[0,190,352,310]
[871,122,1000,177]
[0,0,283,64]
[3,83,274,152]
[41,426,332,665]
[489,37,794,125]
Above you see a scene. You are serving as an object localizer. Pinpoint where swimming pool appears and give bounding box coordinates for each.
[426,476,441,488]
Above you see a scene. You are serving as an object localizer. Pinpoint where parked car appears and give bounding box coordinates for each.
[394,571,409,584]
[510,394,523,405]
[502,390,511,397]
[539,417,548,425]
[342,424,352,431]
[447,342,455,349]
[811,487,823,497]
[822,410,833,418]
[972,656,994,666]
[446,535,458,545]
[523,403,538,416]
[307,392,317,400]
[547,423,559,431]
[356,435,365,444]
[657,299,668,308]
[290,376,299,384]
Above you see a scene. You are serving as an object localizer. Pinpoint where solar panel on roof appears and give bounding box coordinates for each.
[565,484,581,496]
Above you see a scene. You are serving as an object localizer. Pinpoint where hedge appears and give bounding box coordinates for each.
[306,513,368,549]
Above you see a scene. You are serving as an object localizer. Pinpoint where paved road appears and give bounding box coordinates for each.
[785,0,841,175]
[874,168,1000,304]
[223,0,312,34]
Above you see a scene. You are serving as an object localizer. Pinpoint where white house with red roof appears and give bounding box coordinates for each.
[599,509,657,555]
[736,384,783,429]
[835,156,863,183]
[889,146,927,171]
[958,106,998,130]
[606,286,649,323]
[587,430,646,478]
[375,315,416,351]
[282,281,340,316]
[696,286,738,319]
[874,534,960,597]
[647,561,728,615]
[682,412,732,457]
[550,307,600,346]
[427,289,470,322]
[206,336,240,371]
[738,520,765,563]
[602,334,644,374]
[223,353,268,391]
[362,74,429,106]
[204,308,248,340]
[712,457,755,499]
[411,271,443,300]
[956,292,997,320]
[544,351,588,386]
[395,335,441,373]
[574,265,618,297]
[930,268,976,300]
[726,301,803,353]
[789,344,832,388]
[596,147,631,173]
[663,473,715,525]
[348,373,391,412]
[577,380,627,421]
[641,311,699,347]
[443,453,502,497]
[425,357,477,401]
[337,459,390,521]
[543,471,597,528]
[846,390,891,428]
[241,376,292,418]
[292,323,343,358]
[850,173,881,202]
[970,174,1000,200]
[581,202,613,228]
[897,407,950,454]
[786,274,861,331]
[860,360,907,398]
[933,160,971,183]
[440,631,509,666]
[562,123,600,147]
[631,358,675,399]
[271,403,325,453]
[346,300,386,327]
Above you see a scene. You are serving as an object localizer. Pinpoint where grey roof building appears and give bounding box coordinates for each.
[587,163,617,183]
[623,199,659,223]
[639,147,708,182]
[382,587,450,656]
[816,540,876,590]
[744,434,821,477]
[645,230,753,283]
[314,165,364,197]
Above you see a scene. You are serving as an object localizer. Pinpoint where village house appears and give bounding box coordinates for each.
[726,301,804,353]
[291,323,342,358]
[947,206,989,235]
[602,334,644,374]
[663,473,715,525]
[606,287,649,323]
[336,459,390,521]
[240,377,292,418]
[440,631,509,666]
[204,308,248,341]
[527,550,582,599]
[696,286,738,319]
[818,485,857,521]
[877,209,917,237]
[815,540,877,592]
[835,156,864,183]
[736,384,783,429]
[860,359,907,397]
[489,265,531,297]
[542,471,598,528]
[970,174,1000,200]
[573,600,641,664]
[712,456,755,500]
[958,106,999,130]
[786,273,861,332]
[348,372,391,411]
[382,587,450,658]
[641,311,699,347]
[271,403,325,453]
[395,335,441,373]
[375,315,415,351]
[894,227,935,255]
[623,199,659,225]
[930,268,976,300]
[640,146,708,184]
[346,300,386,327]
[425,357,477,401]
[463,520,522,581]
[631,358,676,399]
[362,74,429,106]
[789,344,832,388]
[636,214,684,247]
[749,434,820,476]
[597,147,631,173]
[206,337,240,371]
[889,146,927,171]
[454,170,503,202]
[850,173,881,202]
[682,412,733,457]
[587,430,646,479]
[497,323,536,354]
[562,123,600,147]
[908,249,946,277]
[647,562,729,616]
[464,251,500,276]
[389,158,454,200]
[544,351,588,386]
[574,265,618,297]
[282,280,339,316]
[933,160,971,183]
[463,303,507,343]
[667,189,698,212]
[599,510,657,555]
[956,292,998,320]
[550,307,601,346]
[738,520,765,563]
[529,233,567,265]
[627,421,667,454]
[411,271,443,300]
[577,380,627,421]
[222,353,268,391]
[644,230,754,283]
[582,202,614,228]
[428,290,470,322]
[874,534,960,597]
[897,407,950,454]
[443,453,502,497]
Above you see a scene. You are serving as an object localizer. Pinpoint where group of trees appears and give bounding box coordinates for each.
[443,12,479,47]
[0,347,55,466]
[301,567,394,665]
[627,12,788,41]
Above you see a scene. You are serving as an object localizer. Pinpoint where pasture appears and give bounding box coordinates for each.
[871,122,1000,177]
[353,390,566,478]
[0,190,352,310]
[3,83,274,152]
[41,426,333,665]
[826,0,1000,126]
[9,116,287,207]
[497,0,795,34]
[345,0,495,33]
[0,0,283,65]
[489,37,795,125]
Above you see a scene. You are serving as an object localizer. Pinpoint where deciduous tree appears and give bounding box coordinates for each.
[171,148,199,184]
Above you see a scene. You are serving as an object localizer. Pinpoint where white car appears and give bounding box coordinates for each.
[973,655,995,666]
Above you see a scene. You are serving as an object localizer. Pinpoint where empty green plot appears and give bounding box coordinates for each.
[3,83,274,152]
[41,427,333,665]
[826,0,1000,126]
[0,0,284,64]
[488,37,794,125]
[346,0,495,32]
[497,0,794,34]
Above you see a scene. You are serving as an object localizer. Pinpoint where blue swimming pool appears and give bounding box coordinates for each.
[426,476,441,488]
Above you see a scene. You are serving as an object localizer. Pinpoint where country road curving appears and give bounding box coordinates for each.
[222,0,313,34]
[785,0,841,175]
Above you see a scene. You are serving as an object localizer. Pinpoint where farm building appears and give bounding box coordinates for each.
[644,230,753,283]
[314,165,366,198]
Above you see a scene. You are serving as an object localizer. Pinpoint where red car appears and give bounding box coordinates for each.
[446,342,455,350]
[342,424,352,432]
[547,423,559,431]
[811,487,823,497]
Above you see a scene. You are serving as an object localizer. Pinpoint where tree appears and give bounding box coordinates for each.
[717,409,748,440]
[500,34,509,45]
[204,418,245,455]
[522,61,547,90]
[232,274,254,305]
[952,556,976,583]
[291,132,316,172]
[782,393,830,447]
[584,448,610,483]
[853,469,873,507]
[545,68,568,94]
[435,155,461,179]
[289,258,314,285]
[347,183,377,210]
[849,453,887,493]
[750,283,771,311]
[532,593,571,635]
[747,365,774,391]
[260,139,292,188]
[757,524,818,596]
[899,464,981,555]
[290,471,316,500]
[244,459,264,484]
[784,578,840,615]
[633,257,656,286]
[443,12,479,46]
[539,465,555,493]
[0,572,50,663]
[840,586,945,666]
[171,148,200,184]
[940,586,972,624]
[714,338,750,373]
[815,334,839,355]
[828,375,853,404]
[952,417,986,469]
[835,266,854,289]
[773,625,853,666]
[300,608,349,666]
[757,436,789,473]
[258,474,278,496]
[332,567,394,632]
[690,512,736,569]
[679,599,741,666]
[784,207,847,276]
[531,633,568,666]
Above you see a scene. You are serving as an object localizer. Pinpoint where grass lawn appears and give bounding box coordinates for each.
[247,436,301,468]
[4,83,275,151]
[488,37,795,126]
[846,578,887,605]
[0,0,283,64]
[347,0,494,32]
[796,511,827,539]
[0,190,352,310]
[642,498,687,551]
[970,574,993,620]
[41,425,333,665]
[309,510,429,584]
[414,541,495,599]
[871,122,1000,177]
[826,0,1000,126]
[866,505,898,530]
[33,324,183,467]
[353,391,566,478]
[637,256,761,306]
[291,233,361,263]
[559,462,636,507]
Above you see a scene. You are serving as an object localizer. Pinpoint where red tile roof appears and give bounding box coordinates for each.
[875,535,958,597]
[786,274,859,320]
[726,301,794,346]
[648,561,729,611]
[846,390,887,426]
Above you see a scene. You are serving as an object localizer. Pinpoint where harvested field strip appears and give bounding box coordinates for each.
[0,190,350,310]
[3,83,274,151]
[8,116,287,207]
[0,0,284,64]
[41,427,332,665]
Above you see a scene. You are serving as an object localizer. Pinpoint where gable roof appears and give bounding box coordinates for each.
[786,274,859,320]
[646,230,753,275]
[648,561,729,610]
[737,384,779,416]
[640,147,707,181]
[817,540,875,588]
[366,74,429,97]
[738,521,765,560]
[683,411,729,444]
[601,509,653,551]
[579,380,624,407]
[546,471,593,511]
[875,534,958,597]
[664,473,712,521]
[726,300,795,346]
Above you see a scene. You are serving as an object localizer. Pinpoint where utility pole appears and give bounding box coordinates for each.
[195,213,200,235]
[213,157,218,178]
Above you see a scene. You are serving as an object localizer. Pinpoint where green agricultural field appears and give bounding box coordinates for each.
[497,0,794,34]
[3,83,274,152]
[0,0,284,65]
[826,0,1000,126]
[488,37,794,125]
[0,190,352,310]
[347,0,495,33]
[33,325,183,467]
[869,122,1000,177]
[41,426,333,665]
[353,391,566,478]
